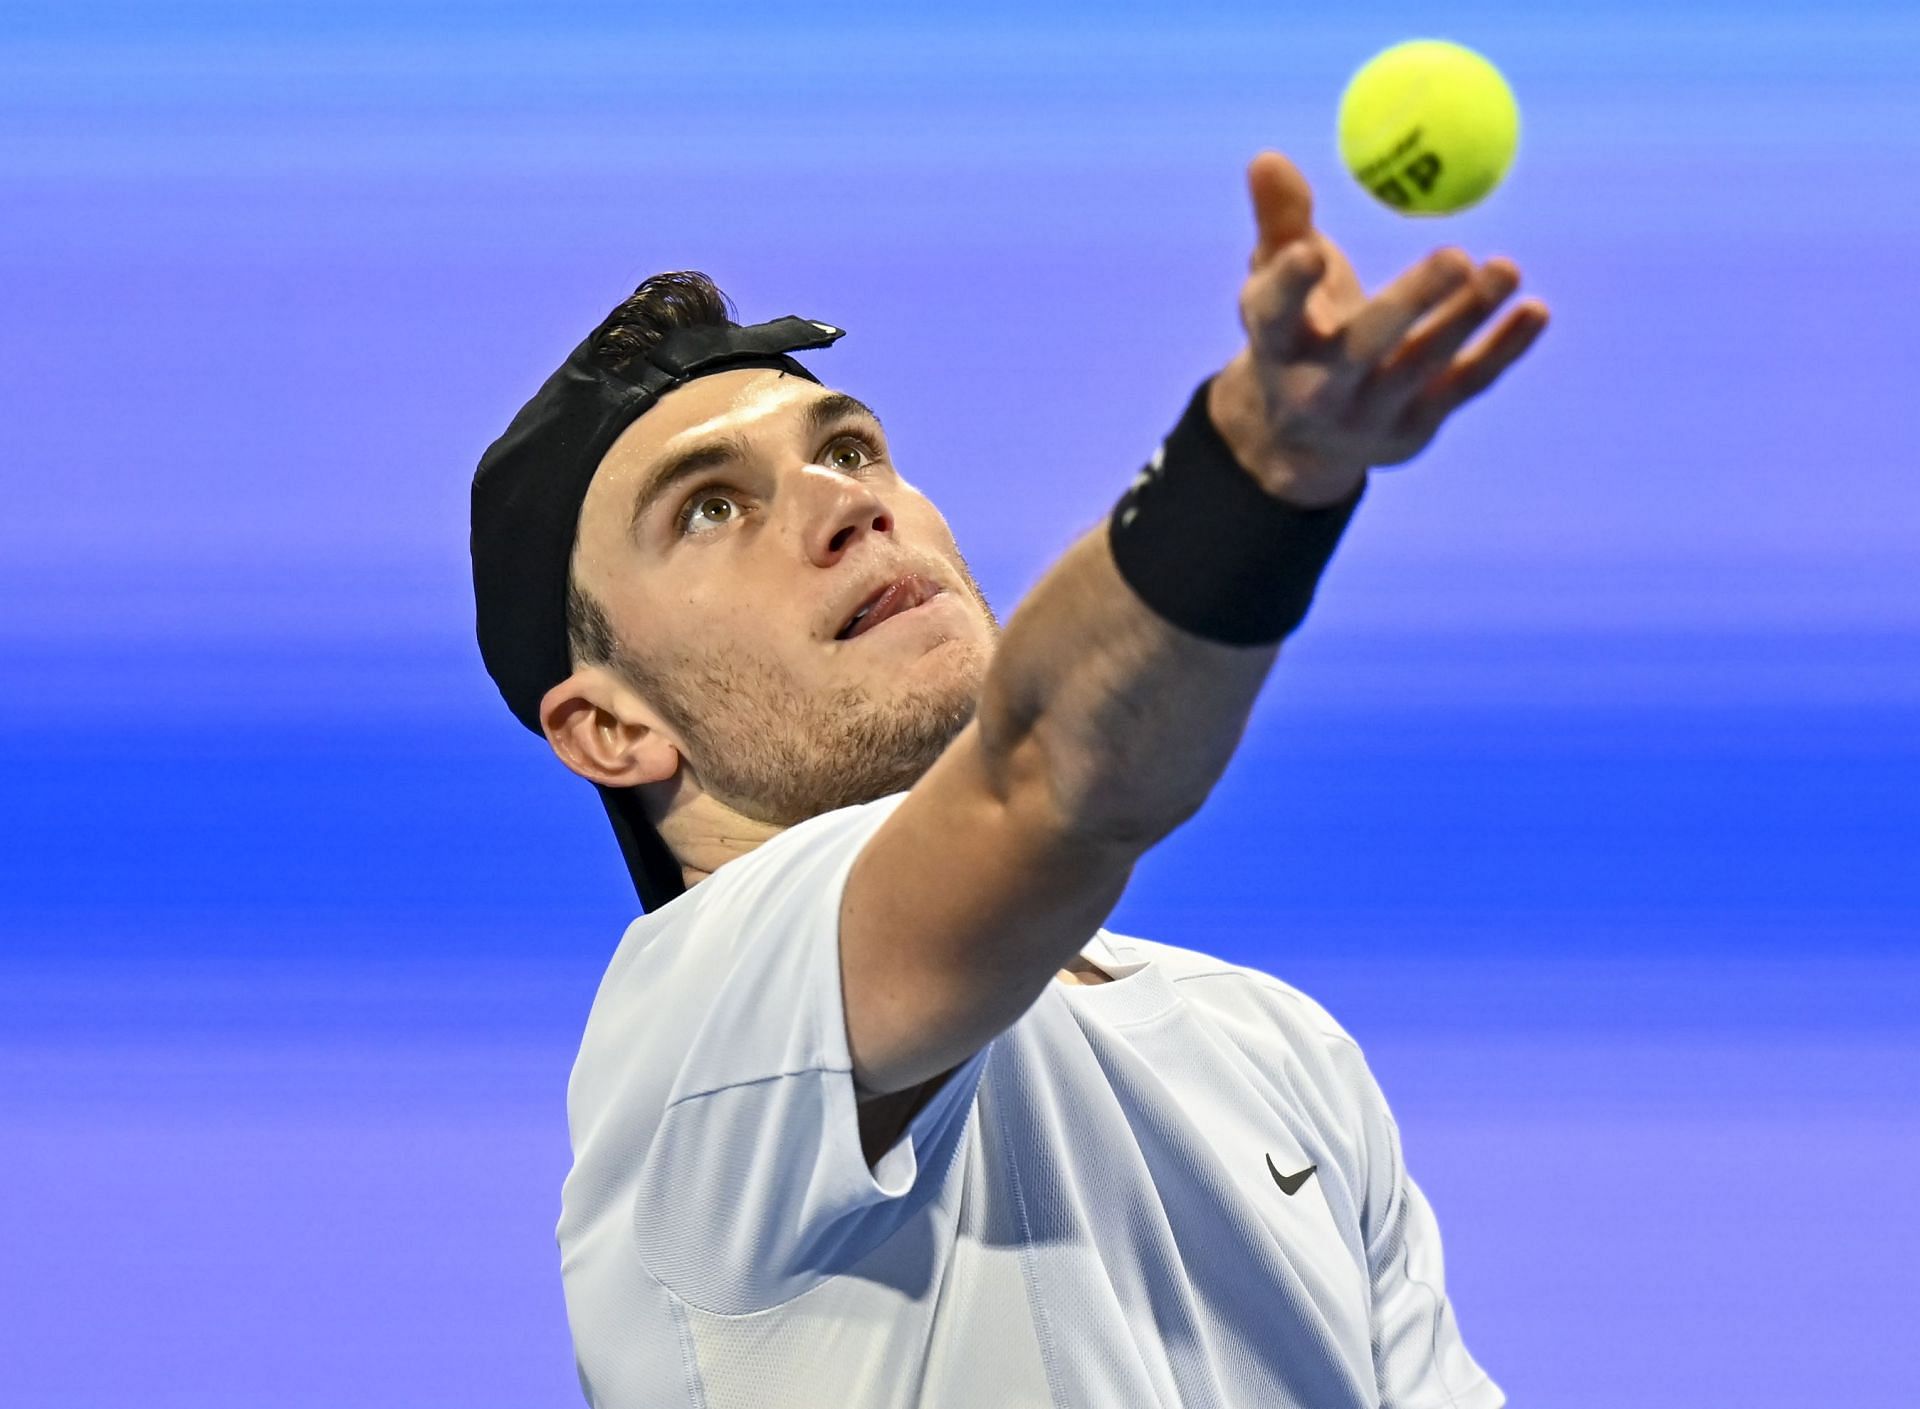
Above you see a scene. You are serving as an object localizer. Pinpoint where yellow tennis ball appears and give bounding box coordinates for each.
[1337,39,1519,216]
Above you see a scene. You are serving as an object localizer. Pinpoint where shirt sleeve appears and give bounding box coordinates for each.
[1343,1040,1508,1409]
[628,792,994,1317]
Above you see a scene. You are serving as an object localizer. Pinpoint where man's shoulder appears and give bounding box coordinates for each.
[589,791,914,1004]
[568,795,918,1137]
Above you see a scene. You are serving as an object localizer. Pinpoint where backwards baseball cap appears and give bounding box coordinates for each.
[470,290,847,913]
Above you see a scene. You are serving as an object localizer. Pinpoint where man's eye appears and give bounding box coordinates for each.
[676,491,739,536]
[825,430,883,473]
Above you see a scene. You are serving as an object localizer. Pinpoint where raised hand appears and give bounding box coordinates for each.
[1207,150,1551,507]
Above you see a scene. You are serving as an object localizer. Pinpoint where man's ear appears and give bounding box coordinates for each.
[539,666,681,789]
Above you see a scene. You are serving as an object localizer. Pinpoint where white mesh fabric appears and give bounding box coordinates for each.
[556,793,1506,1408]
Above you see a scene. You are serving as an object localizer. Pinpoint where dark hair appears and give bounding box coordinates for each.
[565,270,737,668]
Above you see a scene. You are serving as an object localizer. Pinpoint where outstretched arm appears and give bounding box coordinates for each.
[843,151,1550,1108]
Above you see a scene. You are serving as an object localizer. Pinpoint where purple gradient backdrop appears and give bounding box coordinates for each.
[3,4,1915,1404]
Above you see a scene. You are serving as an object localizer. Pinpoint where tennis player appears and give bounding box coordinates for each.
[470,150,1549,1407]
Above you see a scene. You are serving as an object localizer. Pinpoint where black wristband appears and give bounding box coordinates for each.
[1107,376,1367,646]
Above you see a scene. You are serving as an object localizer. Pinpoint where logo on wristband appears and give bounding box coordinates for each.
[1117,442,1170,529]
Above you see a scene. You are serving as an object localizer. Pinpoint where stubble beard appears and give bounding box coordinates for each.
[613,600,999,829]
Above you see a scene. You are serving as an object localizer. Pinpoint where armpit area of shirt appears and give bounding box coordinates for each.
[1057,930,1142,986]
[1055,956,1113,985]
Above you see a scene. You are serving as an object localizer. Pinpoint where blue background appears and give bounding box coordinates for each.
[3,1,1916,1404]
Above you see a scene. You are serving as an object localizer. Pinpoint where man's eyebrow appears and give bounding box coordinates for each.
[627,392,887,540]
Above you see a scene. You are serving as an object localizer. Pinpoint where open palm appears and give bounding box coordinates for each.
[1207,151,1551,506]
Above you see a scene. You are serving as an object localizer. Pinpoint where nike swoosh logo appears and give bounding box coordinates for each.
[1267,1153,1318,1196]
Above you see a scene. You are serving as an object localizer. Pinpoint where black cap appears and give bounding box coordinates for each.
[471,303,847,913]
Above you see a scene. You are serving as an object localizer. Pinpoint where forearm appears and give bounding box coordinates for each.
[974,379,1363,851]
[976,520,1281,849]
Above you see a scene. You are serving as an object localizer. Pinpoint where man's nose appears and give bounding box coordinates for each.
[795,463,893,566]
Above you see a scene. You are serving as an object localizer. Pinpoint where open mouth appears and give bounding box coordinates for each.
[836,574,942,640]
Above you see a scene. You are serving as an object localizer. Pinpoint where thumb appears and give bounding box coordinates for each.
[1246,150,1316,271]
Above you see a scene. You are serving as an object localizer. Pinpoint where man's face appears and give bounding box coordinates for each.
[564,366,1001,829]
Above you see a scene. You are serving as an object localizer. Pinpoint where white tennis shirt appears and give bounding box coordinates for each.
[557,791,1506,1408]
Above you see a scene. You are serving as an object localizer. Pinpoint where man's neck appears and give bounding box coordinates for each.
[661,790,787,888]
